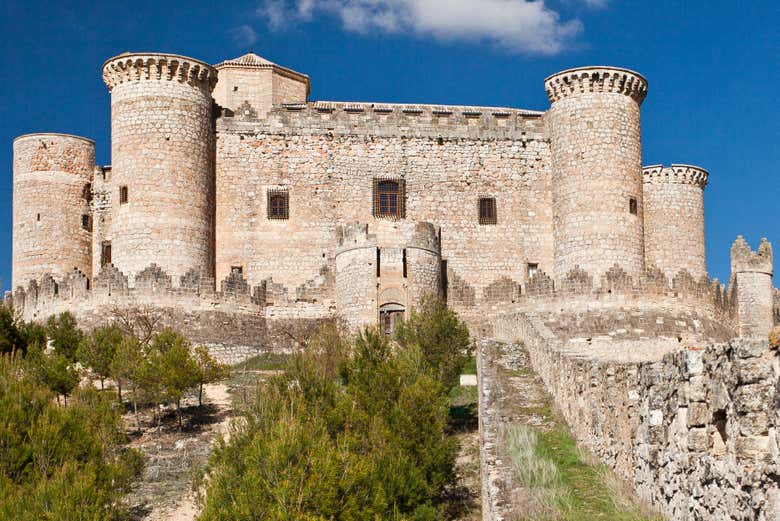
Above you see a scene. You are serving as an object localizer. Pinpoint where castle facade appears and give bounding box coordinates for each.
[9,52,777,347]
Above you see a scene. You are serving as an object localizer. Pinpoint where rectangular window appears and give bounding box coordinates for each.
[402,248,407,278]
[372,178,405,219]
[527,263,539,279]
[231,266,243,275]
[629,197,638,215]
[119,186,128,205]
[267,189,289,220]
[81,214,91,231]
[376,248,381,277]
[100,241,112,267]
[479,197,497,225]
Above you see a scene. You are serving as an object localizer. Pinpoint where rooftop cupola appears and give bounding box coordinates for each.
[213,52,310,117]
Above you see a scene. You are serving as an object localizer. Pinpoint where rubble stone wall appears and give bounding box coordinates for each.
[493,312,780,520]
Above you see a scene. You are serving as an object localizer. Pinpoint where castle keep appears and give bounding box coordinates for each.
[7,51,780,519]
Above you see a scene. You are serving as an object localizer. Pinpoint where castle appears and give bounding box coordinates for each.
[7,51,780,519]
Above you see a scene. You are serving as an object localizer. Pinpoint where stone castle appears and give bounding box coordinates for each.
[7,52,780,519]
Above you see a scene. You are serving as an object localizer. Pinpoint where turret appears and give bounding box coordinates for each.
[12,133,94,289]
[212,52,309,118]
[335,221,441,331]
[545,66,648,282]
[102,53,218,284]
[731,236,774,338]
[643,164,709,279]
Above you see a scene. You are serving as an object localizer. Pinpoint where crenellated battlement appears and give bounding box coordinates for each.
[731,236,773,274]
[218,99,545,140]
[642,164,709,189]
[544,66,648,104]
[102,52,218,93]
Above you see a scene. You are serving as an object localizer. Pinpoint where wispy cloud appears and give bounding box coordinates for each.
[251,0,605,55]
[230,24,259,47]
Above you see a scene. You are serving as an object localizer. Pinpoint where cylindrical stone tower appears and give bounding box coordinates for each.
[545,66,648,282]
[405,222,443,307]
[102,53,218,284]
[643,164,708,279]
[335,223,378,330]
[731,237,774,338]
[12,133,95,289]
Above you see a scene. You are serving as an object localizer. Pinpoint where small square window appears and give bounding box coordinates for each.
[527,263,539,278]
[267,189,289,220]
[119,186,128,205]
[629,197,638,215]
[81,214,91,231]
[231,266,243,275]
[479,197,497,225]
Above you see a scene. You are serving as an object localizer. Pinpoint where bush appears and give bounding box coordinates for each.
[0,356,143,519]
[198,304,472,520]
[394,294,472,389]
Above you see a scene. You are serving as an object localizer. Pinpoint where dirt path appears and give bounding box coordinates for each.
[128,383,234,521]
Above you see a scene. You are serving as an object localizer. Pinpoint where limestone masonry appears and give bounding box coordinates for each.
[7,51,780,519]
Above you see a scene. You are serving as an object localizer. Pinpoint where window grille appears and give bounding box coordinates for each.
[372,178,405,219]
[479,197,497,225]
[267,189,289,220]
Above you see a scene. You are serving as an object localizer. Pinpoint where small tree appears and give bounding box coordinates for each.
[110,336,144,430]
[77,325,123,390]
[26,345,80,406]
[148,329,200,429]
[45,312,83,362]
[0,306,22,355]
[394,294,472,389]
[193,345,230,407]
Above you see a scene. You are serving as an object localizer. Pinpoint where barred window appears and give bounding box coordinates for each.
[372,179,405,219]
[479,197,497,225]
[267,189,289,220]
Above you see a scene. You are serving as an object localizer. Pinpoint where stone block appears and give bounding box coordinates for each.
[687,402,709,427]
[688,427,708,452]
[734,436,771,460]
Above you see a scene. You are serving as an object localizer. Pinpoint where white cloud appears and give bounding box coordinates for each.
[230,24,259,47]
[254,0,598,55]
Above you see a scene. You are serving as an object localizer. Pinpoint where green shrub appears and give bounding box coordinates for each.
[0,356,142,520]
[199,304,472,520]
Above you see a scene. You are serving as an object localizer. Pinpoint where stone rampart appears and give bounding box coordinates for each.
[11,263,334,363]
[493,313,780,520]
[462,263,737,337]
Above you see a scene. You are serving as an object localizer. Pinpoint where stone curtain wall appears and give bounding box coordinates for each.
[493,313,780,520]
[215,103,553,311]
[11,263,334,363]
[12,134,95,289]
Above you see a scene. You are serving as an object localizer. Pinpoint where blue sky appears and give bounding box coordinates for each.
[1,0,778,291]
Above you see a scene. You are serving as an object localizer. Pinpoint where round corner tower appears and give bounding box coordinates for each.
[545,66,648,282]
[12,133,95,289]
[643,164,708,279]
[102,53,218,284]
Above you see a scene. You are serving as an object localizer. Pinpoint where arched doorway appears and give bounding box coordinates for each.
[379,303,405,336]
